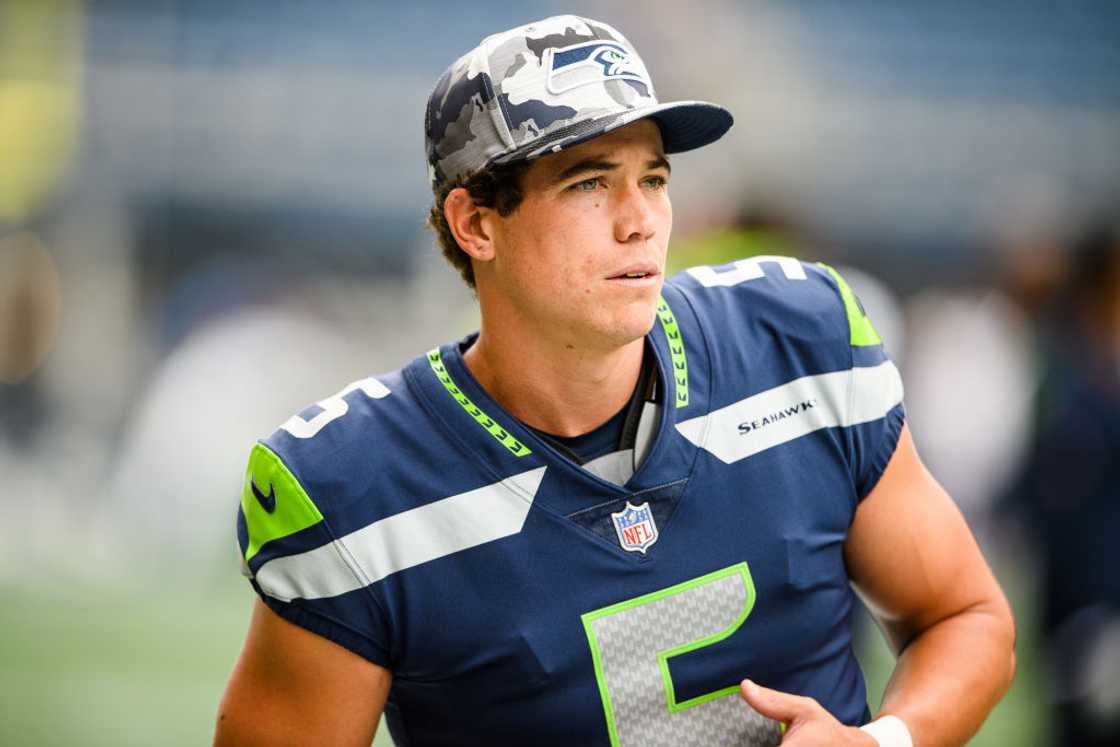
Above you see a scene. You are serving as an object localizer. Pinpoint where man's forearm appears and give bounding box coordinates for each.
[877,604,1016,747]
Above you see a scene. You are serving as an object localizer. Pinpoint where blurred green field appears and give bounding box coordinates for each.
[1,578,249,746]
[0,576,395,747]
[0,565,1043,746]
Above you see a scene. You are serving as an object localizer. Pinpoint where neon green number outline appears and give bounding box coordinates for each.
[581,562,758,744]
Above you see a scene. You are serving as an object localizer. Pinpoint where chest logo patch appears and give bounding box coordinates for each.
[611,501,659,554]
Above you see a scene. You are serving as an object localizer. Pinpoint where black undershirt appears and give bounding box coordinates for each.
[528,343,656,465]
[530,400,630,465]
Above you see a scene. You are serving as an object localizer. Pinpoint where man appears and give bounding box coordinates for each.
[216,16,1014,747]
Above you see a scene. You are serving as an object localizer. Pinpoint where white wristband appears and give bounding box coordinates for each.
[860,715,913,747]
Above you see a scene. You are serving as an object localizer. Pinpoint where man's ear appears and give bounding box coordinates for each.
[444,188,495,262]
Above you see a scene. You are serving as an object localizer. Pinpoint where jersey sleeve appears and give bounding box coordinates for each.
[816,262,906,499]
[236,440,393,667]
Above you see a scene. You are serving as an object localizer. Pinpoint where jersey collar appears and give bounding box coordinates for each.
[405,289,710,500]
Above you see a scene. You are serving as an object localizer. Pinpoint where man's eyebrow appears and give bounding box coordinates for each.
[550,154,672,186]
[648,156,671,174]
[551,158,618,185]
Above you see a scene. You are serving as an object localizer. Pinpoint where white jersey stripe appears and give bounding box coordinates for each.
[675,361,903,464]
[582,449,635,486]
[256,467,548,601]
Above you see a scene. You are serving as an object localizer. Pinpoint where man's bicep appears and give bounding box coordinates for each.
[215,599,391,747]
[844,424,1009,651]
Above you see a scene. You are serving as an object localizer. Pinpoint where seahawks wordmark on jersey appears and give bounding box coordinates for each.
[237,257,905,747]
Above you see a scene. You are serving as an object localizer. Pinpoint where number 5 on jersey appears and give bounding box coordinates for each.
[581,563,782,747]
[280,377,390,439]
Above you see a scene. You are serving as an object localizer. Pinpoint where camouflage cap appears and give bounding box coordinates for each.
[425,15,733,189]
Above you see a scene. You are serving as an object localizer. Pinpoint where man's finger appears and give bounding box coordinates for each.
[739,679,813,723]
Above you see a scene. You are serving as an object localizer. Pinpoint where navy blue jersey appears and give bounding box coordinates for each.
[236,256,905,747]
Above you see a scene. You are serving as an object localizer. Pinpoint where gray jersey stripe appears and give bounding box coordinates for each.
[256,467,548,601]
[675,361,903,464]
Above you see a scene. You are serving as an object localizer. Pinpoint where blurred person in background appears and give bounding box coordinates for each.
[0,0,78,451]
[0,232,60,447]
[666,204,805,275]
[217,15,1014,747]
[1002,222,1120,746]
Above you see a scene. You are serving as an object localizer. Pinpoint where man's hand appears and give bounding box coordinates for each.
[740,679,877,746]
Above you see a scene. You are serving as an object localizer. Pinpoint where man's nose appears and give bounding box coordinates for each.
[613,183,657,244]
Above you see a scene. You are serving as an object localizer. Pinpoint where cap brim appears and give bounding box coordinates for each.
[492,101,732,166]
[628,101,734,155]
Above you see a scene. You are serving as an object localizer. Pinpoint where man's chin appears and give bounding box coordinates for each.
[595,300,660,348]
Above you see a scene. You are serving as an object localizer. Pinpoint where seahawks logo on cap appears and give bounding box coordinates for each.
[545,41,648,95]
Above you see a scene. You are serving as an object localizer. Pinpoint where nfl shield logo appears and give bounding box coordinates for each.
[611,501,659,554]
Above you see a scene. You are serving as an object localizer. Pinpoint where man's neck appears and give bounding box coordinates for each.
[462,325,646,438]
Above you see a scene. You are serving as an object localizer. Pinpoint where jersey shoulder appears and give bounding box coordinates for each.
[665,254,905,500]
[233,361,457,665]
[236,346,543,575]
[666,255,884,388]
[237,366,420,567]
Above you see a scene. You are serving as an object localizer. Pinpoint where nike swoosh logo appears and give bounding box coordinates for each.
[251,480,276,514]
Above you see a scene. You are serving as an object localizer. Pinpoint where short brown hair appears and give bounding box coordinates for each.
[427,161,530,289]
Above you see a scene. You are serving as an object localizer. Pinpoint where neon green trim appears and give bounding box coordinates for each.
[656,296,689,408]
[660,578,751,710]
[426,348,532,457]
[817,263,882,347]
[583,611,621,746]
[241,443,324,563]
[657,565,755,712]
[581,562,757,740]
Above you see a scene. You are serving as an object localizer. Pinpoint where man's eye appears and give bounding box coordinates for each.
[643,175,667,189]
[572,178,600,192]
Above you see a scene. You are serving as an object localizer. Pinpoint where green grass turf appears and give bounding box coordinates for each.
[0,578,394,746]
[1,566,1044,746]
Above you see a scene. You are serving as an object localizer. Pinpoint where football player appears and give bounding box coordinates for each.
[216,16,1015,747]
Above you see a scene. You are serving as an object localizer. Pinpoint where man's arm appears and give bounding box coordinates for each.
[742,424,1016,746]
[215,599,391,747]
[845,423,1016,744]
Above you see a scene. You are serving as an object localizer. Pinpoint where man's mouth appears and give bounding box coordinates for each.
[607,264,659,281]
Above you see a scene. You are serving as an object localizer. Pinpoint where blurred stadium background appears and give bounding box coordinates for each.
[2,0,1118,744]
